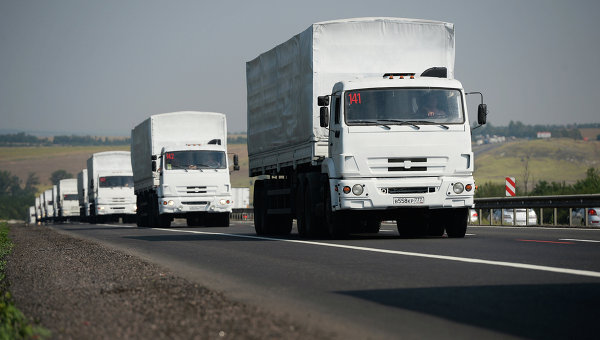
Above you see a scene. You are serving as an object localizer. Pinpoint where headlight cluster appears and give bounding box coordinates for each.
[163,200,174,206]
[451,183,473,194]
[219,199,231,205]
[341,184,365,196]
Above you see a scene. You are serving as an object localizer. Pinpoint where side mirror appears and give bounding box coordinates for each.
[152,160,157,172]
[318,95,330,107]
[233,154,240,171]
[320,107,329,127]
[477,104,487,125]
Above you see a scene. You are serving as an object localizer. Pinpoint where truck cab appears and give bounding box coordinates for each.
[156,144,233,217]
[92,172,136,219]
[322,75,474,210]
[317,73,485,237]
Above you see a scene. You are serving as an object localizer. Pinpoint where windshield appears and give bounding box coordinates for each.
[99,176,134,188]
[164,151,227,170]
[63,194,79,201]
[345,88,464,125]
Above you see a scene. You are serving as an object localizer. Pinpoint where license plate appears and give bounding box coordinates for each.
[394,197,424,205]
[188,206,203,211]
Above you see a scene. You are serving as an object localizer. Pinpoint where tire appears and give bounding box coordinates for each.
[364,219,381,233]
[397,211,428,238]
[253,180,266,235]
[445,208,468,238]
[324,188,348,239]
[427,210,446,237]
[302,184,321,238]
[296,178,308,237]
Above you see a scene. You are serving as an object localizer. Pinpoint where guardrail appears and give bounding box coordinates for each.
[474,194,600,226]
[231,208,254,221]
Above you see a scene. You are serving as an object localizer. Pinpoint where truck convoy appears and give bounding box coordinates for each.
[42,188,54,223]
[247,17,486,238]
[57,178,80,222]
[131,111,238,228]
[77,169,89,220]
[86,151,136,223]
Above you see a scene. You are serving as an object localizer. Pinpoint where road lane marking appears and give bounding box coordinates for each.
[153,228,600,279]
[517,239,574,245]
[560,239,600,243]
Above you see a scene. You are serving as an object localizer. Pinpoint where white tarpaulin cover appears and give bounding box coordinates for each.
[130,111,227,187]
[246,17,455,157]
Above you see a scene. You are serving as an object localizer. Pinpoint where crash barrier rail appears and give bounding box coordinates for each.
[231,208,254,221]
[474,194,600,227]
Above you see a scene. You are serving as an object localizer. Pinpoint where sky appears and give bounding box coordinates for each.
[1,0,599,136]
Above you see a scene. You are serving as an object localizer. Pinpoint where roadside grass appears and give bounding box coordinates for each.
[0,223,50,339]
[474,139,600,185]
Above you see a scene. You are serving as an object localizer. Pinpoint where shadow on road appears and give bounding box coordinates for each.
[338,283,600,340]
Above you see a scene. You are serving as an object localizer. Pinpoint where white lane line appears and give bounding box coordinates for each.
[153,228,600,279]
[560,239,600,243]
[469,225,600,231]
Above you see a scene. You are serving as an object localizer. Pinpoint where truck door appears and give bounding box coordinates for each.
[328,94,342,158]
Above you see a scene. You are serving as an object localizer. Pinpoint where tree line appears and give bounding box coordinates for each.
[0,132,130,146]
[476,168,600,198]
[472,122,600,140]
[1,132,250,146]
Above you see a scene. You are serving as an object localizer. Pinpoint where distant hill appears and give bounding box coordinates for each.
[474,138,600,191]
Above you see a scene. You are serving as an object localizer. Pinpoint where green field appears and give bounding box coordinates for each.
[474,139,600,187]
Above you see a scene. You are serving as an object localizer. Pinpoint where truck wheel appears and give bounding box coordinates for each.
[208,213,230,227]
[253,180,266,235]
[302,185,321,238]
[324,189,348,239]
[446,208,468,238]
[365,219,381,233]
[427,210,445,237]
[397,211,427,238]
[296,179,308,237]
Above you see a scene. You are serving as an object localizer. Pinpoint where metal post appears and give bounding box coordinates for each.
[540,208,544,225]
[553,208,557,226]
[512,208,516,226]
[569,208,573,227]
[585,208,589,227]
[478,208,482,226]
[490,209,493,226]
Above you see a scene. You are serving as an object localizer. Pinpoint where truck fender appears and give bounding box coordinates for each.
[321,158,337,178]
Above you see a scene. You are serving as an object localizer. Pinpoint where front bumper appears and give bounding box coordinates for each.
[330,176,475,211]
[158,195,233,214]
[96,203,136,215]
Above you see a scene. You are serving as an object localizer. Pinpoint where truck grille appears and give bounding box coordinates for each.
[367,157,448,174]
[380,187,436,194]
[177,186,217,195]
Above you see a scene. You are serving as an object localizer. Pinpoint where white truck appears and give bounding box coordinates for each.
[232,187,250,209]
[86,151,136,223]
[28,206,36,225]
[131,111,238,228]
[42,188,54,223]
[247,17,487,238]
[35,196,42,223]
[57,178,80,222]
[77,169,89,221]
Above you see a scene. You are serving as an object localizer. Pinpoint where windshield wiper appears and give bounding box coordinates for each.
[169,163,189,172]
[376,119,420,130]
[378,119,450,130]
[350,120,391,129]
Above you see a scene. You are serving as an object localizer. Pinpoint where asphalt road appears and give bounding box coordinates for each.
[50,221,600,340]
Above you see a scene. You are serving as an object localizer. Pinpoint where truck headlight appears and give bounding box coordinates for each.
[453,183,465,194]
[352,184,364,196]
[219,199,231,205]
